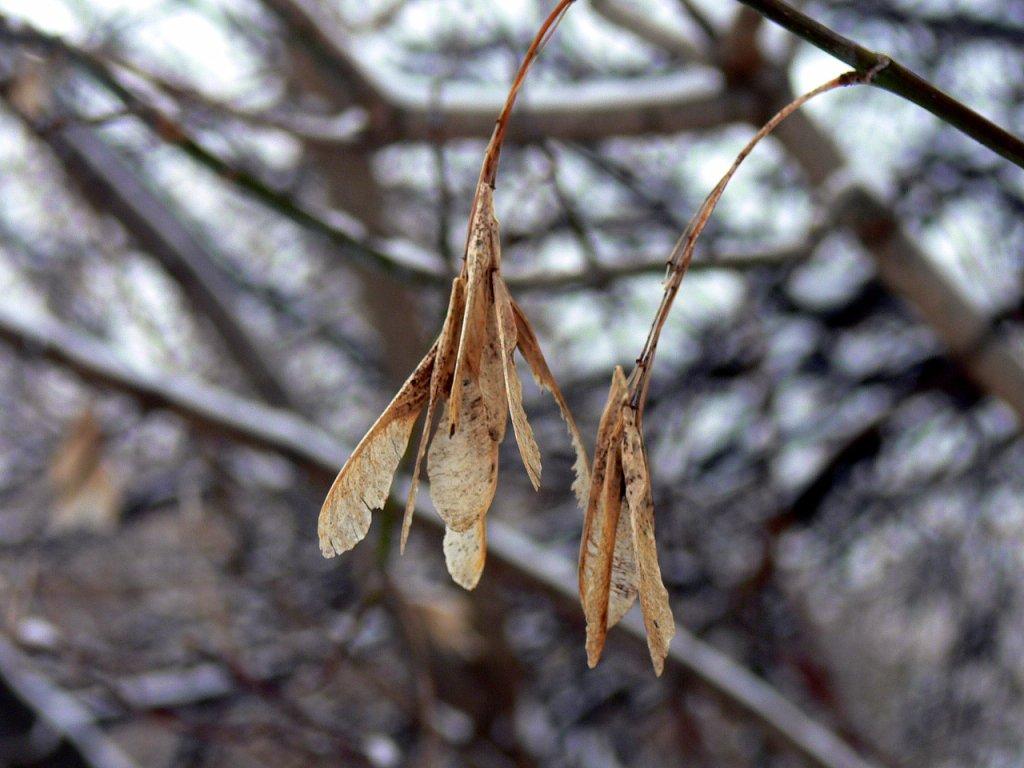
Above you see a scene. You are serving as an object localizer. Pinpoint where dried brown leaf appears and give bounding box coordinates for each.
[511,300,590,506]
[402,276,466,552]
[50,464,123,534]
[493,274,541,489]
[621,406,675,676]
[443,520,487,591]
[580,367,628,667]
[428,374,499,532]
[318,346,435,557]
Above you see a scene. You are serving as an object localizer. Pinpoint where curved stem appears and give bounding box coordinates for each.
[479,0,576,188]
[734,0,1024,171]
[630,64,887,412]
[460,1,576,259]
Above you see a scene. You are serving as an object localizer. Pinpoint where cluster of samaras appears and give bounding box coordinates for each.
[318,182,675,673]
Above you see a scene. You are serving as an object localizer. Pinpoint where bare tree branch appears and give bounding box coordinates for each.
[0,637,140,768]
[5,95,295,408]
[590,0,706,61]
[260,0,751,143]
[733,0,1024,170]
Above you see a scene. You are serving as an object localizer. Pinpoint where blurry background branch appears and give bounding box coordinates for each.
[734,0,1024,169]
[1,0,1023,765]
[0,304,882,768]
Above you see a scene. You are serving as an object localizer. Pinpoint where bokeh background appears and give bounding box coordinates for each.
[0,0,1023,766]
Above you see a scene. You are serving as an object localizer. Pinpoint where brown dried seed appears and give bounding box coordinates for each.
[428,375,499,533]
[443,519,487,591]
[493,274,541,489]
[621,406,675,676]
[402,276,466,553]
[318,345,436,557]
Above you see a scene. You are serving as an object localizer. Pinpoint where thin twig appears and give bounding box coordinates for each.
[630,65,886,412]
[733,0,1024,170]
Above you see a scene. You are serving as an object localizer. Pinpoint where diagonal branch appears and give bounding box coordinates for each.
[733,0,1024,170]
[590,0,706,61]
[259,0,751,144]
[0,305,882,768]
[6,99,295,408]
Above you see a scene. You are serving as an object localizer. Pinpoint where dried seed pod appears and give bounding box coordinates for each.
[579,367,628,666]
[443,520,487,591]
[320,182,590,590]
[401,276,466,552]
[575,70,871,672]
[579,367,675,674]
[620,405,674,675]
[318,346,436,557]
[320,0,584,589]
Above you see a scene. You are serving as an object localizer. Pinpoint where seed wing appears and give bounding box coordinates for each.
[621,407,675,676]
[443,520,487,590]
[493,275,541,489]
[318,345,435,557]
[449,184,499,430]
[579,366,628,667]
[427,375,499,533]
[606,497,638,627]
[402,277,466,552]
[511,300,589,506]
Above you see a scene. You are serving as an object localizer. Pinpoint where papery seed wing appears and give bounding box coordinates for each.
[579,367,628,668]
[583,437,624,667]
[443,520,487,591]
[621,406,675,676]
[607,497,638,627]
[511,300,589,506]
[449,184,499,430]
[428,375,499,532]
[402,277,466,553]
[479,288,508,443]
[318,345,436,557]
[579,366,627,596]
[493,275,541,489]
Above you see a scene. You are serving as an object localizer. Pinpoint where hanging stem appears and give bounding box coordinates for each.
[478,0,576,188]
[629,61,889,413]
[459,0,577,258]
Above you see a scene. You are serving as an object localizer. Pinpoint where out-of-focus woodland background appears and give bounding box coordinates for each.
[0,0,1023,766]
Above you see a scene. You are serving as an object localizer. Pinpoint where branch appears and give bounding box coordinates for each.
[0,306,882,768]
[833,186,1024,422]
[261,0,752,144]
[505,237,816,291]
[0,637,140,768]
[590,0,705,61]
[823,1,1024,47]
[733,0,1024,170]
[5,95,295,408]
